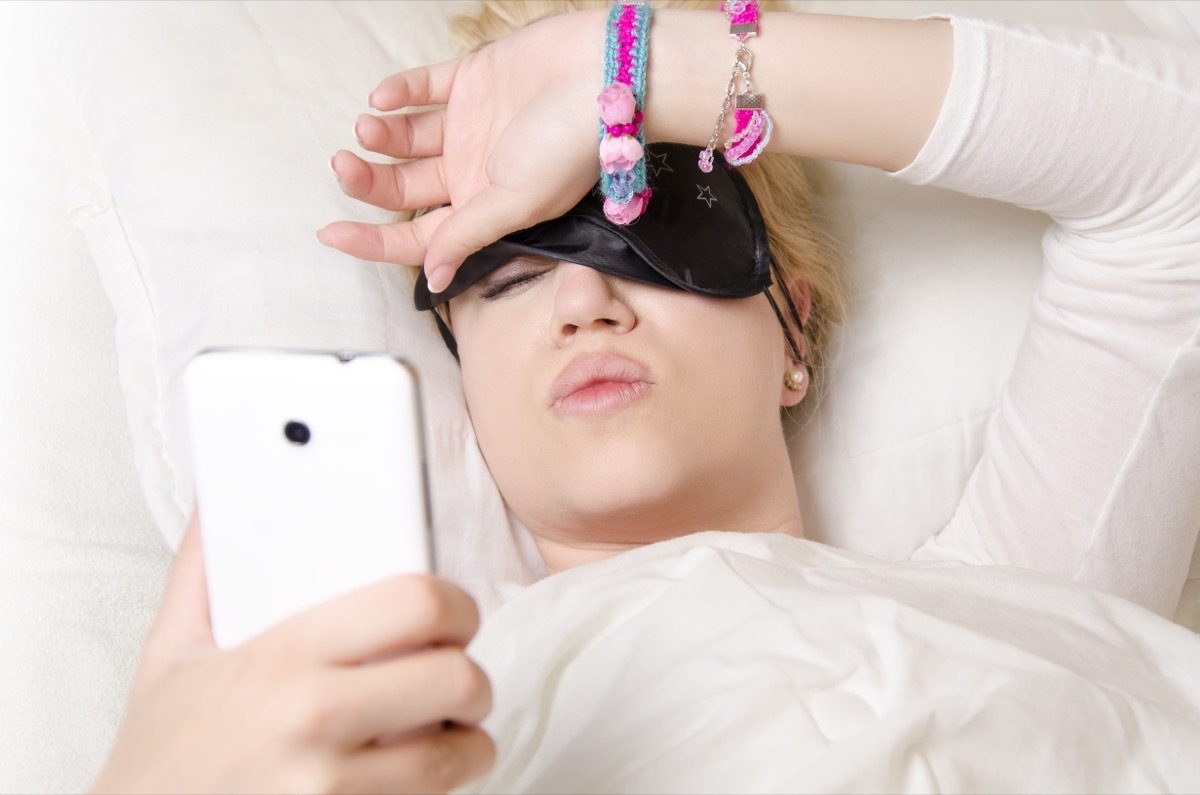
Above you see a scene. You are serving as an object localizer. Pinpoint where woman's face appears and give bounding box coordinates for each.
[448,255,806,555]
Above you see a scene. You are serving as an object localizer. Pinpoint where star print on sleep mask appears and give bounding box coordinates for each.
[412,143,774,311]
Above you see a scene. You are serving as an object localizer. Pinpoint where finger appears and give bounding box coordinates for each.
[422,185,531,293]
[267,574,481,664]
[328,648,492,746]
[344,725,496,795]
[143,511,216,670]
[330,149,450,212]
[317,205,452,266]
[369,58,462,111]
[355,109,445,160]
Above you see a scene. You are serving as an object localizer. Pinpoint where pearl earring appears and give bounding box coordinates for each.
[784,369,806,392]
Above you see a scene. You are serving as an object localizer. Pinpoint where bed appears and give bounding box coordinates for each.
[1,1,1198,792]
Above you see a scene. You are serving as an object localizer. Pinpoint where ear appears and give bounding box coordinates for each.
[778,278,811,408]
[787,278,813,330]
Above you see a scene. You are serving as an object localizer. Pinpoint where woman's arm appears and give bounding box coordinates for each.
[318,8,953,289]
[896,16,1200,617]
[645,10,952,171]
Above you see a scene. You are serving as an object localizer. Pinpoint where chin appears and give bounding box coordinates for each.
[536,454,700,543]
[485,408,745,542]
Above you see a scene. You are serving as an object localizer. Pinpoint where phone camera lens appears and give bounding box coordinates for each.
[283,420,311,446]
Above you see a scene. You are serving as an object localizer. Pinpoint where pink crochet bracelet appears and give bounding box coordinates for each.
[598,1,652,225]
[698,0,773,172]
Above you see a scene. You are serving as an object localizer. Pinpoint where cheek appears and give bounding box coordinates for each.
[457,317,522,425]
[452,306,545,487]
[670,296,783,405]
[451,296,531,395]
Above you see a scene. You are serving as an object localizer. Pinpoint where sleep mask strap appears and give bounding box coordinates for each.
[433,310,460,361]
[764,260,807,366]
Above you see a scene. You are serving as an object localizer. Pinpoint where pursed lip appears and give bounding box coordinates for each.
[549,352,654,415]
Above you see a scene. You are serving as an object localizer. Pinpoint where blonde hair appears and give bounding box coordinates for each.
[414,0,849,409]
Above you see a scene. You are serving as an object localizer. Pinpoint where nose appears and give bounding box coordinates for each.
[550,264,637,346]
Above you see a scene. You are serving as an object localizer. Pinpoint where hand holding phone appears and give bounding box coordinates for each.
[91,515,495,795]
[184,349,434,648]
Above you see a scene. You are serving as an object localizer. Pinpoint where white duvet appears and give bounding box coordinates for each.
[462,533,1200,793]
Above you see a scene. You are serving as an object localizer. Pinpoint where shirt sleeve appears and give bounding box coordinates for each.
[890,15,1200,617]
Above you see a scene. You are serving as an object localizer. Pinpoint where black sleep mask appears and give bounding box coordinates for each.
[413,143,773,311]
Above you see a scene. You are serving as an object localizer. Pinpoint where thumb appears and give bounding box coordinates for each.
[422,143,597,292]
[422,184,529,294]
[142,510,216,673]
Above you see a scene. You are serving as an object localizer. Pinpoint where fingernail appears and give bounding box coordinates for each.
[427,266,451,294]
[328,154,342,182]
[353,115,365,146]
[367,91,378,109]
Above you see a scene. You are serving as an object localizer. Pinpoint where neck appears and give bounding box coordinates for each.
[527,443,806,575]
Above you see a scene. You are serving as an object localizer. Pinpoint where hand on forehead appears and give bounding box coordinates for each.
[413,144,773,311]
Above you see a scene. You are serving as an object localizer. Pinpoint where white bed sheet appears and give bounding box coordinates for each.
[466,532,1200,793]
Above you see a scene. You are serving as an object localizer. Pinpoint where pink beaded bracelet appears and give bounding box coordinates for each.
[598,1,652,225]
[699,0,772,172]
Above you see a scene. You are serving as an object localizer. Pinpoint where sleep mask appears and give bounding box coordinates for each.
[413,143,773,311]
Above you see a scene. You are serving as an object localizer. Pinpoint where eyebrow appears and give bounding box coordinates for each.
[505,254,558,267]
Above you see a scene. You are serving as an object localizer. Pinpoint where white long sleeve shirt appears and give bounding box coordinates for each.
[897,15,1200,617]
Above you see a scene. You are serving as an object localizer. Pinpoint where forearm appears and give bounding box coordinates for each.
[643,10,954,172]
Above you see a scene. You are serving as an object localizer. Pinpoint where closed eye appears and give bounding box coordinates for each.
[478,259,555,299]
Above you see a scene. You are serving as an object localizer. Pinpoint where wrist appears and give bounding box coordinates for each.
[643,9,732,146]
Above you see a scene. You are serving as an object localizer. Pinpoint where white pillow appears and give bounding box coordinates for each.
[46,0,1197,616]
[0,5,171,791]
[48,0,540,610]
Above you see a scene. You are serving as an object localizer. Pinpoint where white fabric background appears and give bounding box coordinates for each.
[0,6,169,791]
[2,2,1197,792]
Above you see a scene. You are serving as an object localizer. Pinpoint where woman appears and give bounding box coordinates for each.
[94,1,1200,792]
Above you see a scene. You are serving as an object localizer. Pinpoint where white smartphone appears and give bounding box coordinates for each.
[184,348,434,649]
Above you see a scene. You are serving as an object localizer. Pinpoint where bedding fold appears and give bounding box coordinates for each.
[463,532,1200,793]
